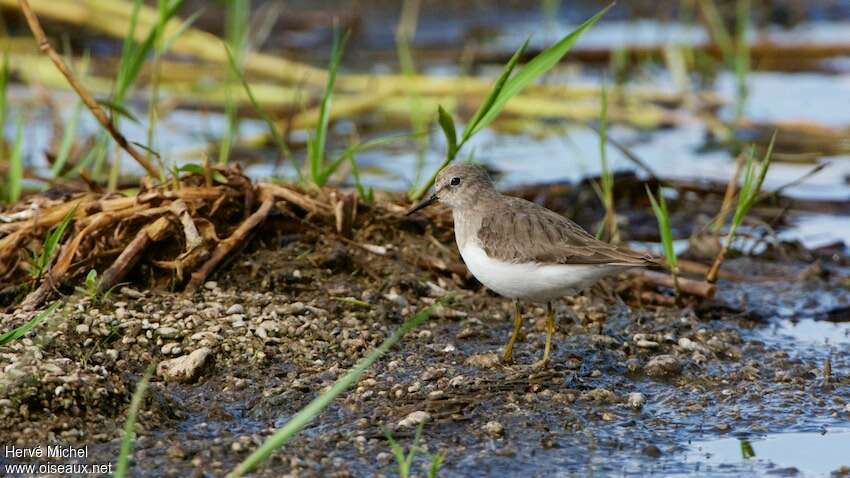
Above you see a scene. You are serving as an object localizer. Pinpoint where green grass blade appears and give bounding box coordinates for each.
[645,186,677,269]
[410,3,611,201]
[437,105,457,156]
[748,130,776,208]
[160,8,204,55]
[309,29,349,184]
[384,430,410,478]
[461,38,529,141]
[0,301,60,345]
[466,4,613,138]
[731,146,756,228]
[319,133,412,185]
[8,111,24,203]
[229,304,438,477]
[115,0,186,103]
[34,203,78,278]
[224,44,292,165]
[114,364,155,478]
[0,52,8,145]
[598,81,611,197]
[51,100,84,176]
[428,451,445,478]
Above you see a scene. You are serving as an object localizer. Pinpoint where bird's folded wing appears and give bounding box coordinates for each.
[477,197,652,266]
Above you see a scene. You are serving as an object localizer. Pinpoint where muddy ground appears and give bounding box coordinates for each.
[1,192,849,477]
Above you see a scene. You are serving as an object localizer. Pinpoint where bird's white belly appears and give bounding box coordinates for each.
[460,243,616,301]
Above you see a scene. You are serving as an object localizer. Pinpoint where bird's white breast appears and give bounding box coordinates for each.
[459,243,618,302]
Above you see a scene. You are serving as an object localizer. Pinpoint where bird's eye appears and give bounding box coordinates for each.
[450,177,461,186]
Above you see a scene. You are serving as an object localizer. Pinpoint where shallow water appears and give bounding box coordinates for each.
[682,430,850,476]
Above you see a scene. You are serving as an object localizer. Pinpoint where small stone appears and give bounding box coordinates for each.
[448,375,466,387]
[428,390,445,400]
[383,291,408,307]
[226,304,244,315]
[642,444,662,458]
[636,339,660,348]
[398,411,430,428]
[766,467,800,476]
[75,324,90,334]
[157,347,212,383]
[157,326,179,339]
[120,287,144,298]
[204,281,217,290]
[644,355,682,377]
[421,367,444,381]
[678,337,707,353]
[465,353,500,368]
[484,420,504,438]
[714,422,731,432]
[628,392,646,409]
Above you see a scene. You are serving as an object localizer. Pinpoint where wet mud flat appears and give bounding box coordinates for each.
[1,191,849,477]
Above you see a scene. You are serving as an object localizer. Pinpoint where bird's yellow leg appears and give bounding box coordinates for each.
[536,302,556,369]
[502,300,523,363]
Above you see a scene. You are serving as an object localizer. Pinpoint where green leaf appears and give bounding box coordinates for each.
[0,301,61,345]
[466,4,613,139]
[461,38,528,141]
[309,29,349,184]
[646,185,677,269]
[97,99,140,124]
[0,53,9,145]
[177,163,205,175]
[224,43,292,165]
[8,111,24,204]
[212,171,229,184]
[35,203,79,279]
[437,105,457,156]
[160,8,204,55]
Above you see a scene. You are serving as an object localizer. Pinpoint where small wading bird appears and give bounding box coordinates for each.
[407,163,653,368]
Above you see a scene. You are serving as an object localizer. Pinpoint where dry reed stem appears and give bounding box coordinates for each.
[98,216,172,294]
[17,0,161,179]
[639,270,716,298]
[169,199,202,251]
[185,193,274,292]
[259,183,333,216]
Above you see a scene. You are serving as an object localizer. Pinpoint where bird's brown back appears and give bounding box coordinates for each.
[475,194,653,266]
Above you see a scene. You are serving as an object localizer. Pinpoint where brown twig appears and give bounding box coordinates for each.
[98,216,172,294]
[639,270,716,298]
[185,193,274,292]
[17,0,161,179]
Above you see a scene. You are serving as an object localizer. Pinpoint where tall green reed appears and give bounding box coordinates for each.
[307,29,347,185]
[219,0,250,165]
[646,186,679,296]
[592,82,618,242]
[706,131,775,283]
[410,4,612,201]
[7,110,23,203]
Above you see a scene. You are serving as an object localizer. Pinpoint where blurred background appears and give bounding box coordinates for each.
[0,0,848,241]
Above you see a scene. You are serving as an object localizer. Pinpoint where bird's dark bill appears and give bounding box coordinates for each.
[405,194,438,215]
